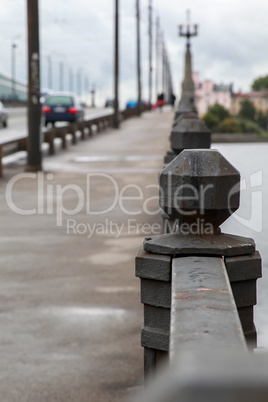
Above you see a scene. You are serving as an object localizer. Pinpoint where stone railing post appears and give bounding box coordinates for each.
[164,112,211,165]
[163,114,212,233]
[136,148,262,378]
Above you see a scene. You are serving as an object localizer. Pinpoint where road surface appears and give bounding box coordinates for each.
[0,107,172,402]
[0,107,267,402]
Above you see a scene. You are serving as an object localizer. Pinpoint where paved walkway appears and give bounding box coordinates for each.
[0,107,173,402]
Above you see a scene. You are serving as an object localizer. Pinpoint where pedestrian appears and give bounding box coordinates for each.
[171,93,176,109]
[157,93,164,112]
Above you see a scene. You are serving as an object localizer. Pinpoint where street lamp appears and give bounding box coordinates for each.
[113,0,120,128]
[90,85,96,108]
[77,68,82,96]
[11,42,18,101]
[47,55,52,89]
[59,61,64,91]
[52,52,66,91]
[178,10,198,50]
[69,67,73,92]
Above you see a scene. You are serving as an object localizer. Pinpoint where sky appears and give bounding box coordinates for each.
[1,0,268,106]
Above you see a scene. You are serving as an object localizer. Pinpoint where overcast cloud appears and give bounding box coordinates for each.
[0,0,268,105]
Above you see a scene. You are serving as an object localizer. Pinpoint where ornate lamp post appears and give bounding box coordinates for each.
[177,11,198,105]
[178,10,198,50]
[11,40,19,100]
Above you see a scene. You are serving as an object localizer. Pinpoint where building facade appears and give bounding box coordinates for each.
[0,72,27,101]
[230,91,268,115]
[193,72,232,116]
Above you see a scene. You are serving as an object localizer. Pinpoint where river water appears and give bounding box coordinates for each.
[212,142,268,348]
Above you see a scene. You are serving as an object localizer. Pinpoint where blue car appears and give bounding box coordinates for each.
[42,92,84,127]
[126,100,138,109]
[126,100,147,109]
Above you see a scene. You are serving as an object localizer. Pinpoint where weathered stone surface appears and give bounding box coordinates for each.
[171,130,211,154]
[238,306,254,333]
[164,150,176,164]
[161,210,170,220]
[171,114,211,154]
[136,249,171,282]
[155,350,168,366]
[162,219,178,234]
[170,256,247,359]
[244,325,257,349]
[136,352,268,402]
[165,149,176,157]
[141,326,169,351]
[144,304,170,332]
[159,149,240,229]
[141,279,171,308]
[164,155,175,164]
[231,280,257,308]
[144,347,168,379]
[161,212,178,234]
[144,347,156,379]
[181,43,195,99]
[144,233,255,257]
[174,97,197,122]
[225,251,262,282]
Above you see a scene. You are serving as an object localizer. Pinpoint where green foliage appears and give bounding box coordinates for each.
[217,117,242,133]
[238,100,256,121]
[203,103,230,130]
[203,111,220,130]
[251,75,268,91]
[218,117,263,134]
[255,110,268,130]
[202,100,265,135]
[238,118,263,134]
[207,103,230,121]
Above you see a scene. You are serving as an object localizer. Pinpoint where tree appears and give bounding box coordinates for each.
[202,103,230,130]
[207,103,230,121]
[239,100,256,121]
[251,75,268,91]
[256,110,268,130]
[217,117,242,133]
[203,111,219,130]
[218,117,263,134]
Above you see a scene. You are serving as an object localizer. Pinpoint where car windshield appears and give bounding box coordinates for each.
[47,96,73,106]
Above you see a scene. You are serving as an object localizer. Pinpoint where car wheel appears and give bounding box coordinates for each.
[3,120,7,128]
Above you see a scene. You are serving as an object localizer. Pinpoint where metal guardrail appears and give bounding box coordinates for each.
[0,105,150,176]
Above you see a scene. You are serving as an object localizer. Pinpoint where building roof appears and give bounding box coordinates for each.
[233,91,268,99]
[214,84,232,92]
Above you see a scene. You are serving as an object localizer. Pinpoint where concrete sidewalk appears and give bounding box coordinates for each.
[0,107,172,402]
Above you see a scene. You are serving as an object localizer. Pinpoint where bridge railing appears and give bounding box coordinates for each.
[0,104,150,177]
[134,98,262,398]
[134,350,268,402]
